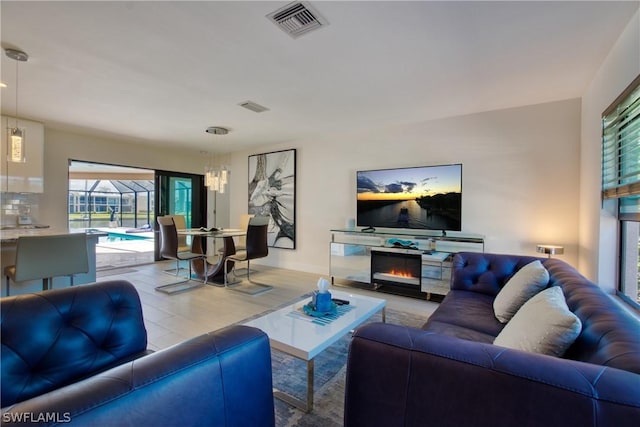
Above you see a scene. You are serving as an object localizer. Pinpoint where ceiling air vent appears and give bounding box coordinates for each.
[238,100,270,113]
[205,126,229,135]
[267,1,328,39]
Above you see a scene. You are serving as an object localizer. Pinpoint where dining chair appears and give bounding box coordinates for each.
[170,214,190,252]
[235,214,255,252]
[4,233,89,296]
[224,215,270,291]
[230,213,255,274]
[157,216,208,288]
[160,214,191,275]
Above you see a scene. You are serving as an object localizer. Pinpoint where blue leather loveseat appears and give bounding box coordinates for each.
[1,280,275,426]
[345,252,640,427]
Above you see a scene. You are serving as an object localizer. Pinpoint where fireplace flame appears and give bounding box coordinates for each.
[388,269,415,279]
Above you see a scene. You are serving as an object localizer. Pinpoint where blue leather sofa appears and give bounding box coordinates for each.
[1,280,275,426]
[345,252,640,427]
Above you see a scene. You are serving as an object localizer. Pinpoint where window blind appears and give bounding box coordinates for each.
[602,74,640,201]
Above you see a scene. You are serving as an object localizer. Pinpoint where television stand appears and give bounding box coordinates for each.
[329,228,484,300]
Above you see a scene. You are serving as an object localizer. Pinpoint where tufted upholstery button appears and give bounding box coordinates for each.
[451,252,544,296]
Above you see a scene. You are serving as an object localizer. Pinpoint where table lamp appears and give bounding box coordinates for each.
[536,244,564,258]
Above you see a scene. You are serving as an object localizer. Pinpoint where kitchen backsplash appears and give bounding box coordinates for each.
[0,193,41,226]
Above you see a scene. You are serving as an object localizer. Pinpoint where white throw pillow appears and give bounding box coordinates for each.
[493,260,549,323]
[493,286,582,357]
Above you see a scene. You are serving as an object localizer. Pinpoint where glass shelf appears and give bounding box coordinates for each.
[330,228,484,242]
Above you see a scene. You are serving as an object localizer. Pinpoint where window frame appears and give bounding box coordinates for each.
[602,74,640,311]
[618,219,640,310]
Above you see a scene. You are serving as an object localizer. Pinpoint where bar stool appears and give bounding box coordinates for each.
[4,233,89,296]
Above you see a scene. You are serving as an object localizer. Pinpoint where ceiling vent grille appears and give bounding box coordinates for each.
[238,100,270,113]
[267,2,328,39]
[205,126,229,135]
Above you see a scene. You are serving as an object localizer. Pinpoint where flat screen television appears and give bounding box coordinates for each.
[356,163,462,231]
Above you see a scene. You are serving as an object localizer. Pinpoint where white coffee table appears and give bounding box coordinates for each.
[243,289,386,412]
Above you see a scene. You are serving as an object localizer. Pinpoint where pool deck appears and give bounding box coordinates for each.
[94,227,154,270]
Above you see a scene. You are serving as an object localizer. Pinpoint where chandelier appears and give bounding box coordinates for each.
[204,126,230,193]
[205,164,228,193]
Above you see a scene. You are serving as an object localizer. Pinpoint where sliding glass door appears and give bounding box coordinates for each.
[154,170,207,260]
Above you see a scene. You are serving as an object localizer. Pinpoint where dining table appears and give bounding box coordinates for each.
[177,228,246,284]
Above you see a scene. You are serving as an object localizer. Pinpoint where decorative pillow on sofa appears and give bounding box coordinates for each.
[493,260,549,323]
[493,286,582,357]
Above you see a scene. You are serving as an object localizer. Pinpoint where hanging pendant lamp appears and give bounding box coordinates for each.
[5,48,29,163]
[204,127,230,193]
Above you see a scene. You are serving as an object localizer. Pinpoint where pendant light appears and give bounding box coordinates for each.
[5,48,29,163]
[204,127,230,193]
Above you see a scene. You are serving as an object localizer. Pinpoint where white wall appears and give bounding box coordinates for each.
[580,10,640,291]
[228,99,581,276]
[40,129,210,229]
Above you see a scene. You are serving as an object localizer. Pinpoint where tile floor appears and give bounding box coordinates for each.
[97,260,440,351]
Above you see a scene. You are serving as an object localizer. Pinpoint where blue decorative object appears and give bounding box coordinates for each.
[303,302,338,317]
[387,238,419,249]
[312,290,333,312]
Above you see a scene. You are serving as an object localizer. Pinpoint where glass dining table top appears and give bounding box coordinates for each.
[177,228,245,237]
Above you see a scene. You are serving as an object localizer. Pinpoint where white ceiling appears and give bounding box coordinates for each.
[1,1,638,154]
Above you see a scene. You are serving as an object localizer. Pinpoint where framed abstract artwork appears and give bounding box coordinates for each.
[248,148,296,249]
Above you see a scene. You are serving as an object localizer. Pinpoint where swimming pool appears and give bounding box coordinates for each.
[104,231,153,242]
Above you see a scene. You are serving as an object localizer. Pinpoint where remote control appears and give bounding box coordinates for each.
[332,298,350,305]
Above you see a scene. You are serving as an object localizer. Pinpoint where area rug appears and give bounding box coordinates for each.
[271,306,430,427]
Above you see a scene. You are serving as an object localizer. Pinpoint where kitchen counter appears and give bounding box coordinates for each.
[1,230,101,296]
[0,227,106,242]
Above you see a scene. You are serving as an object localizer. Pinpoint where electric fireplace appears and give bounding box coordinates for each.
[370,249,422,297]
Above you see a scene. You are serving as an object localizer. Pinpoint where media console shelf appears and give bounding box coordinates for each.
[330,228,484,300]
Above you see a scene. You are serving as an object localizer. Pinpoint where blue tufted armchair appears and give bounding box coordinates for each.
[1,280,275,426]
